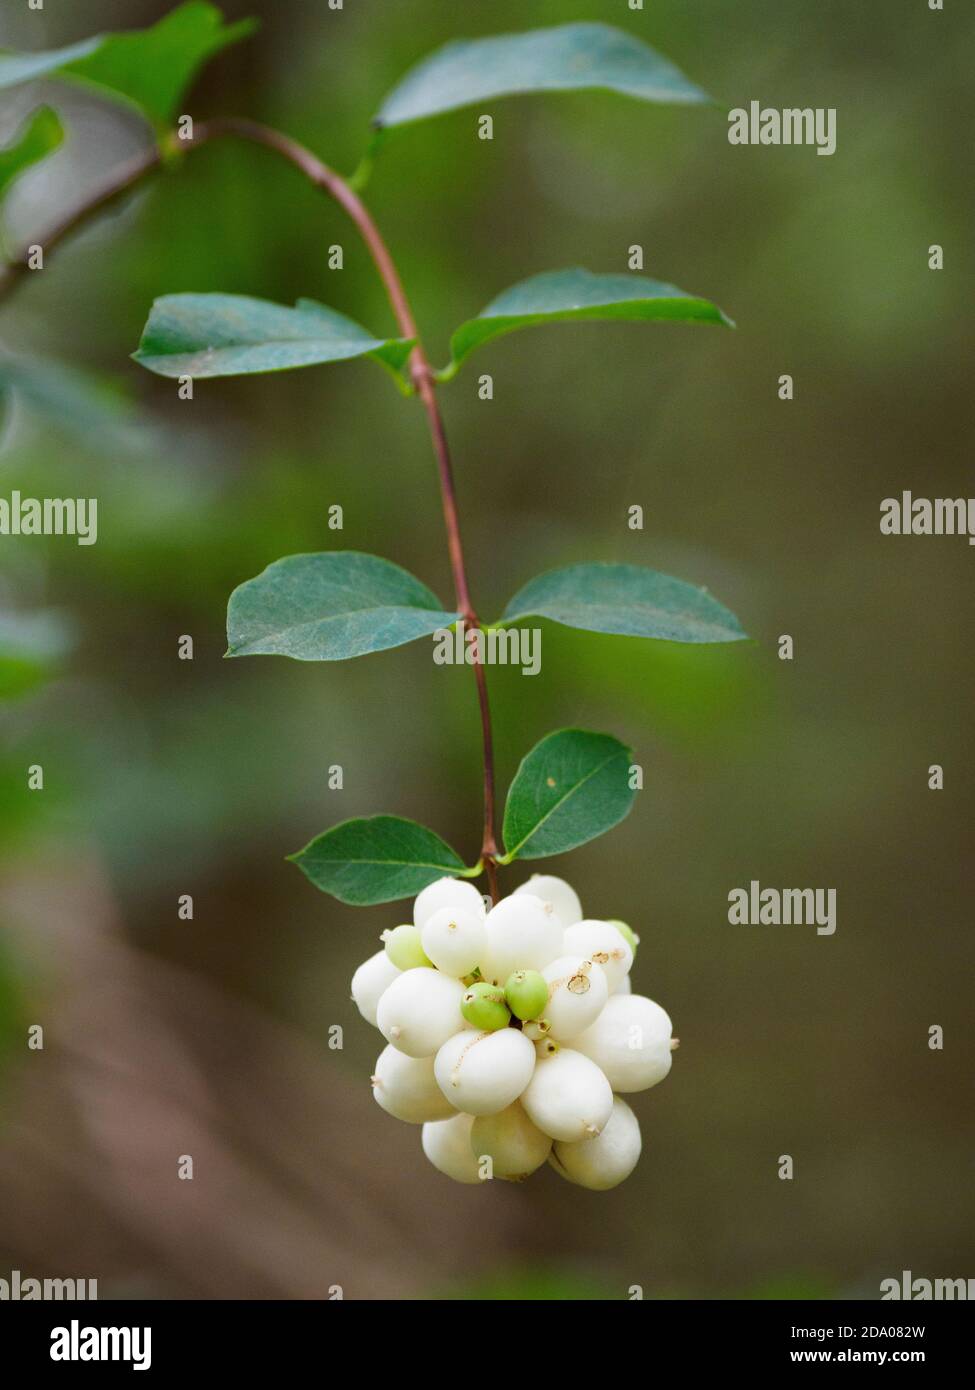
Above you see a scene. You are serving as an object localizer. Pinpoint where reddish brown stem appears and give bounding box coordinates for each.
[196,124,476,604]
[195,121,500,897]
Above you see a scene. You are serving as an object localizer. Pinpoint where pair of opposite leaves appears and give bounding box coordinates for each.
[2,6,731,388]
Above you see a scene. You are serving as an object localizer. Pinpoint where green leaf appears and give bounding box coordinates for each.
[501,729,636,863]
[442,268,731,377]
[374,22,710,129]
[132,293,414,381]
[501,563,747,645]
[290,815,467,906]
[0,2,256,130]
[0,106,64,204]
[0,611,74,700]
[226,551,460,662]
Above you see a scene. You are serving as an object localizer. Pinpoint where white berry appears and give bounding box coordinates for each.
[479,893,564,985]
[470,1101,552,1180]
[541,955,609,1041]
[350,949,400,1027]
[572,994,674,1092]
[549,1096,642,1190]
[355,876,671,1193]
[376,966,464,1058]
[563,920,633,990]
[514,874,583,927]
[421,1112,483,1184]
[421,904,488,977]
[520,1042,613,1142]
[413,877,486,931]
[371,1045,457,1124]
[434,1026,536,1116]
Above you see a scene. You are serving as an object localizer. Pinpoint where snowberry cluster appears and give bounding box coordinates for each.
[351,874,676,1189]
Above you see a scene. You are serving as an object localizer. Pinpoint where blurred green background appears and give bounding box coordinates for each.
[0,0,973,1299]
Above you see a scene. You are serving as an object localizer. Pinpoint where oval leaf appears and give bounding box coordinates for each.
[290,815,467,905]
[226,551,460,662]
[375,22,710,129]
[0,106,64,204]
[501,729,636,862]
[501,563,747,646]
[443,268,731,377]
[133,293,413,381]
[0,3,256,130]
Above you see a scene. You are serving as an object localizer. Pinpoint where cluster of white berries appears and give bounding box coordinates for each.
[351,874,676,1189]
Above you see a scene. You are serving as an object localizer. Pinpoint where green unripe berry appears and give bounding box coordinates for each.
[607,919,639,961]
[461,981,511,1032]
[504,969,549,1022]
[382,924,433,971]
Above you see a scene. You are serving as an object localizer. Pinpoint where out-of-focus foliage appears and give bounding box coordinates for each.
[0,351,132,440]
[0,104,62,209]
[0,610,74,699]
[0,2,255,130]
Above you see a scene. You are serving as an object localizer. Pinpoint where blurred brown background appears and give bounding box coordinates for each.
[0,0,972,1299]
